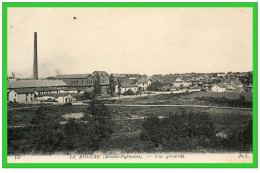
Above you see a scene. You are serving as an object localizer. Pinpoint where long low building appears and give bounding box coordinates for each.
[7,79,67,103]
[8,79,67,90]
[53,71,110,89]
[115,83,139,94]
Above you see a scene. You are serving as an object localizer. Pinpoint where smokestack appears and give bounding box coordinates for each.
[33,32,38,80]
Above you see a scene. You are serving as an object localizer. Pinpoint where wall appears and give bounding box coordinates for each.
[9,91,35,103]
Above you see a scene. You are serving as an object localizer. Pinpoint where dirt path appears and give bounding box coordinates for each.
[8,103,252,111]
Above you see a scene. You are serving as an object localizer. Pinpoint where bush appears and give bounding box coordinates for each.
[27,106,64,153]
[63,102,72,107]
[22,103,114,154]
[140,110,216,151]
[222,121,252,151]
[122,90,135,96]
[195,96,252,108]
[62,118,100,153]
[147,81,163,91]
[82,99,114,151]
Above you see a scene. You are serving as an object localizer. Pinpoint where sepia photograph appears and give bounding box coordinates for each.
[3,2,257,168]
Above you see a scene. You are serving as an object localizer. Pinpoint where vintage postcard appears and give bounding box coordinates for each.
[2,2,258,168]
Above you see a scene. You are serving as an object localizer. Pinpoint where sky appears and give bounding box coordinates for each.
[8,8,252,78]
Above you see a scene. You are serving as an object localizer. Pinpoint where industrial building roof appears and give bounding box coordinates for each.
[12,88,35,94]
[55,74,91,79]
[8,80,67,89]
[34,87,60,92]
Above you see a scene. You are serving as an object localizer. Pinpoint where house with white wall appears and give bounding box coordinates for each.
[137,79,152,91]
[115,83,138,94]
[8,88,35,103]
[56,93,74,104]
[211,84,227,92]
[173,78,192,87]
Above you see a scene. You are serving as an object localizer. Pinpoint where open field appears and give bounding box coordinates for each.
[182,92,252,102]
[8,103,252,154]
[99,106,252,153]
[117,92,252,107]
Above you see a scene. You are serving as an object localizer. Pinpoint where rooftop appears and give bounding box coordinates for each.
[137,79,151,84]
[8,80,67,89]
[12,88,35,94]
[120,83,138,88]
[55,74,91,79]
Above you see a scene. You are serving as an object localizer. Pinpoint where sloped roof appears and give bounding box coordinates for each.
[231,80,243,86]
[215,83,228,89]
[70,93,84,97]
[190,86,201,89]
[175,78,182,82]
[61,88,78,91]
[8,80,67,89]
[120,83,138,88]
[115,74,128,78]
[137,79,151,84]
[55,74,91,79]
[43,93,72,98]
[12,88,35,94]
[92,71,107,74]
[34,87,60,92]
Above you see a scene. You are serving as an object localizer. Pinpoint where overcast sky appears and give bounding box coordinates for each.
[8,7,252,78]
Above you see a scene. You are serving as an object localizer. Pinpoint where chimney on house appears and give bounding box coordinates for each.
[33,32,38,80]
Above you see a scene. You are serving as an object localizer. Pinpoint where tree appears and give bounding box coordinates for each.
[147,81,163,91]
[63,118,100,153]
[83,91,93,100]
[28,106,64,153]
[239,95,246,102]
[108,74,115,97]
[117,82,122,99]
[93,75,102,97]
[140,110,216,150]
[140,115,163,147]
[83,99,114,151]
[122,90,135,96]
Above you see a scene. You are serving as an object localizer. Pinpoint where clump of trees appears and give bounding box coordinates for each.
[140,110,215,150]
[28,106,64,153]
[122,90,135,96]
[220,121,252,151]
[140,110,252,152]
[8,99,114,154]
[147,81,163,91]
[195,96,252,108]
[239,72,253,86]
[107,74,115,97]
[93,75,102,97]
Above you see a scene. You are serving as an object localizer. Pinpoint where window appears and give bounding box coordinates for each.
[26,98,28,102]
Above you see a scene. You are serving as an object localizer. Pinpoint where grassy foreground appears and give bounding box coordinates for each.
[8,103,252,154]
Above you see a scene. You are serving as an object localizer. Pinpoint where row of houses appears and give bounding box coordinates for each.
[114,78,152,94]
[152,76,251,93]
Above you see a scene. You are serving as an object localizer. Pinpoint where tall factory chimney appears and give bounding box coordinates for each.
[33,32,38,80]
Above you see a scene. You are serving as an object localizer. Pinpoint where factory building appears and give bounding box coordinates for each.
[54,71,110,89]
